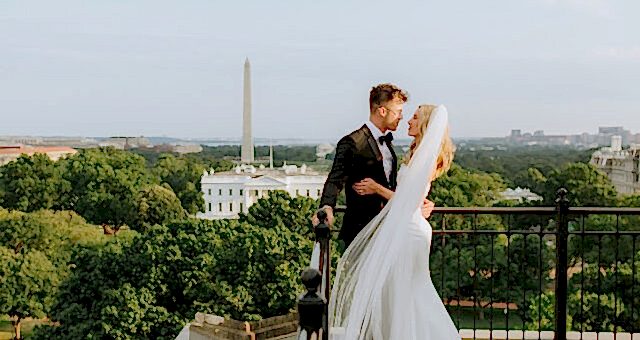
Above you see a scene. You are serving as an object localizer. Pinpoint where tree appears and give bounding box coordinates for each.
[0,247,60,339]
[61,147,156,233]
[153,154,206,215]
[240,190,317,237]
[513,167,547,195]
[0,153,70,212]
[454,145,593,187]
[541,163,617,206]
[430,164,507,208]
[132,184,187,231]
[0,209,103,266]
[37,216,316,338]
[0,209,104,339]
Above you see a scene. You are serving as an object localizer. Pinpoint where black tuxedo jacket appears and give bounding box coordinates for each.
[319,124,398,246]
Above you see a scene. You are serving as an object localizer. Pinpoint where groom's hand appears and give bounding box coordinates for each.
[422,199,435,219]
[312,205,335,226]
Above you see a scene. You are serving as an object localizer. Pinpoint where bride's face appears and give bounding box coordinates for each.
[407,110,420,137]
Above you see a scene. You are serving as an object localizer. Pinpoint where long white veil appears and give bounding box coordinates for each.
[328,105,449,340]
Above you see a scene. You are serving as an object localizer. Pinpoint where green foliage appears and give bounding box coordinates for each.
[0,208,105,339]
[0,209,103,266]
[0,154,70,212]
[240,191,317,237]
[454,145,593,187]
[153,154,206,214]
[132,185,186,231]
[39,216,315,338]
[0,247,60,321]
[430,164,507,207]
[540,163,617,206]
[525,292,567,331]
[198,145,318,164]
[513,167,547,196]
[61,147,157,232]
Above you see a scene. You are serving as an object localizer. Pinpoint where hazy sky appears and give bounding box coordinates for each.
[1,0,639,139]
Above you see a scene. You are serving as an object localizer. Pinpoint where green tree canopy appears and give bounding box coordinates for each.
[0,153,70,212]
[153,154,206,215]
[61,147,157,233]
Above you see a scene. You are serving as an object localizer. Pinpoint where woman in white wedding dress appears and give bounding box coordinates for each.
[328,104,460,340]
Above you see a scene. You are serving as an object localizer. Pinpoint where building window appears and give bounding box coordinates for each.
[240,202,244,212]
[240,189,243,196]
[254,190,259,196]
[229,189,233,196]
[317,189,321,196]
[208,202,211,212]
[218,203,222,212]
[306,190,310,197]
[229,202,233,212]
[219,189,222,196]
[208,189,211,195]
[295,189,299,196]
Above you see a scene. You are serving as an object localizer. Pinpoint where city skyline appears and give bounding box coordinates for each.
[2,121,639,144]
[1,1,639,140]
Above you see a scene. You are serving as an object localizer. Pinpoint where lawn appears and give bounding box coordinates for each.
[0,317,48,340]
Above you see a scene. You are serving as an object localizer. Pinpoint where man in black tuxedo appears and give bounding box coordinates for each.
[313,83,434,248]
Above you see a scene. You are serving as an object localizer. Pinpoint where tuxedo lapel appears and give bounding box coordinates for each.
[361,125,390,188]
[362,124,383,162]
[388,142,398,189]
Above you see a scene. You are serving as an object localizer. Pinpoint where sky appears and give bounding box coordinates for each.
[1,0,639,140]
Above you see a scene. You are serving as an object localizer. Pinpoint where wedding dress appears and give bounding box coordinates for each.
[328,105,460,340]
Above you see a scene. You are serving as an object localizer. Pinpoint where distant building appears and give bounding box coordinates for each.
[500,187,543,203]
[0,136,100,148]
[498,126,639,148]
[102,136,152,150]
[316,143,335,161]
[198,164,327,219]
[590,136,640,195]
[599,127,625,135]
[0,146,77,165]
[170,144,203,154]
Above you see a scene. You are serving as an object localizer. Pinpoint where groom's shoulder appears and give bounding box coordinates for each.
[340,124,368,144]
[334,125,368,150]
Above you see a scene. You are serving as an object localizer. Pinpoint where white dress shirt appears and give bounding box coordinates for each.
[365,121,393,182]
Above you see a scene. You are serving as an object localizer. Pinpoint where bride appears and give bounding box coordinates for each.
[328,104,460,339]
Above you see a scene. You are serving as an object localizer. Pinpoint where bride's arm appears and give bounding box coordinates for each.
[352,178,394,200]
[354,178,436,218]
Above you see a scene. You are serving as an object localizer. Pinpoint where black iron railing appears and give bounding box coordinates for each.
[297,189,640,339]
[297,210,332,340]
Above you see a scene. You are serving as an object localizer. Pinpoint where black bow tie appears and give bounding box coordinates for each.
[378,133,393,145]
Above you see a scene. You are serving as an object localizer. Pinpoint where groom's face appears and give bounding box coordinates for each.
[381,98,404,132]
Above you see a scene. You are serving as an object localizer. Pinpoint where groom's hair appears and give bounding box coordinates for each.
[369,83,408,113]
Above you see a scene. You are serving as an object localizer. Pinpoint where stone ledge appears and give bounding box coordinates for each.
[180,312,299,340]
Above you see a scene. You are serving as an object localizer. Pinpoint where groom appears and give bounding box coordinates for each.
[314,83,434,248]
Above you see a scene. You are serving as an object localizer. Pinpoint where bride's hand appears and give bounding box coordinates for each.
[352,178,379,195]
[422,199,435,219]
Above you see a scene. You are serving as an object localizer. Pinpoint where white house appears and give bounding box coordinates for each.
[198,164,327,219]
[500,187,543,203]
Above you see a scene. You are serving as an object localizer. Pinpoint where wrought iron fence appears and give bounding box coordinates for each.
[297,189,640,339]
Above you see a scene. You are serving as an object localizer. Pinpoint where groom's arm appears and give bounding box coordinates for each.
[319,136,355,209]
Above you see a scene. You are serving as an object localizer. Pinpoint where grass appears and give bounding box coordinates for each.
[449,307,528,330]
[0,317,48,340]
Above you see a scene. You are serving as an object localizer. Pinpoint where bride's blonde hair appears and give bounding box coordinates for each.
[403,104,455,179]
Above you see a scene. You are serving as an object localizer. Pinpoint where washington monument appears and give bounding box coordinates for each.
[241,58,254,163]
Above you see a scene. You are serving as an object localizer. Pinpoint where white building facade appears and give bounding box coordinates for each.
[499,187,543,203]
[590,136,640,195]
[198,164,327,219]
